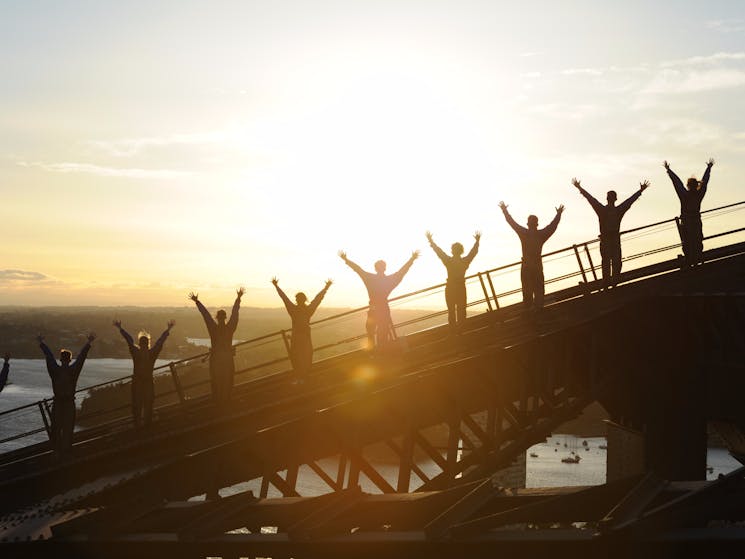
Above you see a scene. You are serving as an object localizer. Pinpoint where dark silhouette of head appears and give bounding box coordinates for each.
[451,242,464,257]
[527,215,539,230]
[687,177,699,191]
[295,292,308,305]
[606,191,617,205]
[60,349,72,364]
[216,309,227,324]
[374,260,387,274]
[138,331,151,350]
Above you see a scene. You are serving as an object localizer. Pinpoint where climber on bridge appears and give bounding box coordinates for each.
[499,201,564,311]
[189,288,243,405]
[38,333,95,456]
[425,230,481,335]
[113,319,175,428]
[339,250,419,349]
[664,158,714,266]
[272,277,332,382]
[0,353,9,394]
[572,178,650,288]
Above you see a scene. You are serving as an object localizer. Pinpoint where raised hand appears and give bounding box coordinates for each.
[236,287,245,299]
[188,292,199,302]
[3,352,9,362]
[425,231,433,242]
[325,278,333,288]
[113,319,122,329]
[640,180,650,191]
[411,250,420,260]
[498,201,508,211]
[663,160,670,170]
[474,231,481,241]
[338,250,348,261]
[271,277,279,286]
[571,177,581,189]
[556,204,565,214]
[707,158,715,167]
[167,319,176,330]
[36,334,44,343]
[87,333,97,343]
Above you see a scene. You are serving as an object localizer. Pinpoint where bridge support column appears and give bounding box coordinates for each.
[643,363,707,481]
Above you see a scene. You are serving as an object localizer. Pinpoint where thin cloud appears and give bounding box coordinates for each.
[642,68,745,94]
[528,103,601,120]
[660,51,745,68]
[88,130,226,157]
[561,68,604,77]
[706,20,745,34]
[0,270,59,286]
[0,270,47,282]
[17,161,191,179]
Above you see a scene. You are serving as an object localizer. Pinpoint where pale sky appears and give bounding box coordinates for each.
[1,0,744,307]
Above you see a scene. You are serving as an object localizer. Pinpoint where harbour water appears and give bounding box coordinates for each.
[1,360,741,490]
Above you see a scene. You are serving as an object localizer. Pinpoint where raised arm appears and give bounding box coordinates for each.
[618,181,648,214]
[72,334,95,377]
[663,161,686,199]
[189,292,216,329]
[572,178,603,215]
[308,279,333,315]
[227,288,244,332]
[151,320,174,359]
[389,251,420,288]
[0,354,9,393]
[499,201,524,235]
[338,251,366,278]
[272,278,294,313]
[540,205,564,241]
[700,158,714,196]
[38,336,57,373]
[463,231,481,266]
[425,231,449,264]
[113,320,136,351]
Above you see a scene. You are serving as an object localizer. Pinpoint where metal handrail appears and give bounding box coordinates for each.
[1,200,743,448]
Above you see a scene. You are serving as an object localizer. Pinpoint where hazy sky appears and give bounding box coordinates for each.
[2,0,744,307]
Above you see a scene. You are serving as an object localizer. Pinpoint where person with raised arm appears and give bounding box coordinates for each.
[339,250,419,349]
[38,333,95,456]
[272,277,332,382]
[0,353,9,394]
[664,158,714,265]
[499,201,564,311]
[426,230,481,334]
[113,319,175,428]
[572,178,649,288]
[189,288,243,405]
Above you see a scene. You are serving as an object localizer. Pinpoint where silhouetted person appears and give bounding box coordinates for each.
[664,158,714,265]
[572,178,649,287]
[190,289,243,405]
[0,353,9,394]
[38,333,95,456]
[272,278,332,381]
[114,319,175,428]
[499,201,564,310]
[426,230,481,334]
[339,250,419,349]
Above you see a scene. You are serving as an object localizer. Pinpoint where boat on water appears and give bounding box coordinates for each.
[561,454,581,464]
[530,452,539,458]
[598,444,608,450]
